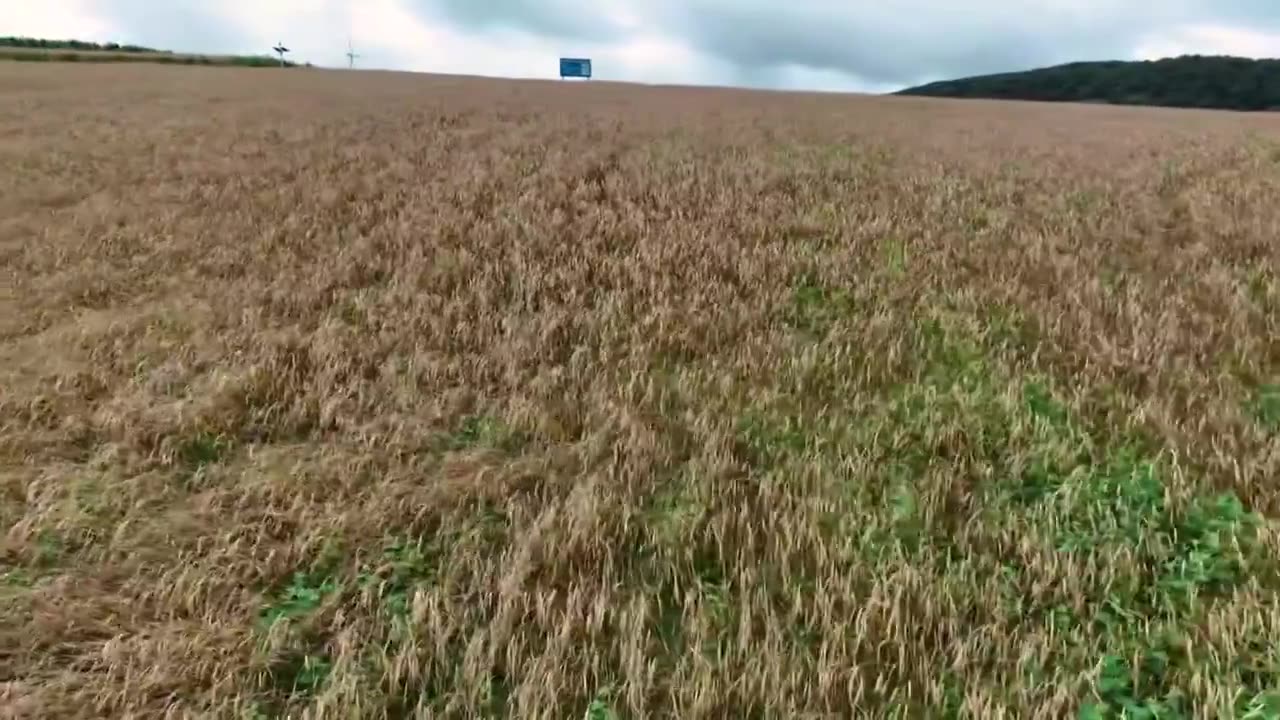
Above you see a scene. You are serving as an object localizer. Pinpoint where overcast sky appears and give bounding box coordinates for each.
[6,0,1280,92]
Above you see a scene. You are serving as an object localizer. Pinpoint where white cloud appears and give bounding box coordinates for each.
[5,1,1280,91]
[214,0,350,64]
[352,0,556,77]
[748,65,898,94]
[1134,24,1280,60]
[593,34,729,85]
[1,0,114,41]
[211,0,736,85]
[200,0,576,77]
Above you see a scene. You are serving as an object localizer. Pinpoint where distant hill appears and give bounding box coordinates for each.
[0,36,163,53]
[0,36,298,68]
[896,55,1280,111]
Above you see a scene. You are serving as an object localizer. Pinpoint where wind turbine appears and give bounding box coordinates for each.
[346,36,360,69]
[272,42,290,67]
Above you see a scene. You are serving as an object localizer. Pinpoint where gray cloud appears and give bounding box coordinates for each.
[416,0,624,42]
[682,1,1280,85]
[1203,0,1280,26]
[91,0,248,56]
[665,2,1135,85]
[79,0,353,65]
[412,0,1280,87]
[41,0,1280,89]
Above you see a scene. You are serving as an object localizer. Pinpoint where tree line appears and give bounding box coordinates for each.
[896,55,1280,112]
[0,36,299,67]
[0,36,164,54]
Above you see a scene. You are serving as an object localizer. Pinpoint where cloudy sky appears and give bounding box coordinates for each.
[6,0,1280,92]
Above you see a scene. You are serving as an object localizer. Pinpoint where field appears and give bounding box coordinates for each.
[2,62,1280,719]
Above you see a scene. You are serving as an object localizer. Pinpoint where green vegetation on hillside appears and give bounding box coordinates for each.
[0,36,297,67]
[897,55,1280,111]
[0,36,162,53]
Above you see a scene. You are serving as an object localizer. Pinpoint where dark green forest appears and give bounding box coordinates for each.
[0,36,163,53]
[0,36,297,67]
[896,55,1280,111]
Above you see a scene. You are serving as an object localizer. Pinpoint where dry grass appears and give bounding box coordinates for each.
[2,62,1280,719]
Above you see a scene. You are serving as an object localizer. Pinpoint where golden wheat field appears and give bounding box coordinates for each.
[2,61,1280,719]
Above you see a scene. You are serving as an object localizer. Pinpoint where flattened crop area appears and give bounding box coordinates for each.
[2,63,1280,719]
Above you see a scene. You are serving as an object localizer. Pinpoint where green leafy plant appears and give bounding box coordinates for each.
[358,538,438,619]
[1080,653,1189,720]
[584,685,619,720]
[258,572,338,629]
[1249,384,1280,432]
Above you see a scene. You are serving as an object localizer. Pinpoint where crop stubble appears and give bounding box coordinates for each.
[2,63,1280,718]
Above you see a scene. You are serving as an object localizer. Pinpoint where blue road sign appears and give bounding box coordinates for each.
[559,57,592,79]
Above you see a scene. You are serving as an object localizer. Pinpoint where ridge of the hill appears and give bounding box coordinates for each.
[0,36,298,67]
[896,54,1280,111]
